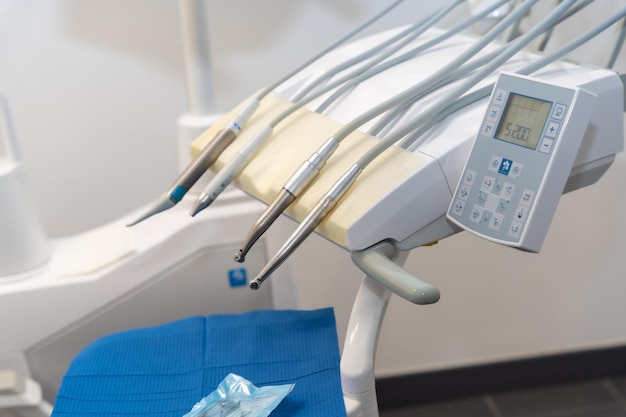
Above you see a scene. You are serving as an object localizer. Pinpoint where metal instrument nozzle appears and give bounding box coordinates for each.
[234,189,296,263]
[189,193,214,217]
[126,194,176,227]
[248,195,333,290]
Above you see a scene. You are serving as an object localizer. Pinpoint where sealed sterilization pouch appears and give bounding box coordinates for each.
[182,373,295,417]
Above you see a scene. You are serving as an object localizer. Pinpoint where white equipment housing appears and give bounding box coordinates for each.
[186,27,623,307]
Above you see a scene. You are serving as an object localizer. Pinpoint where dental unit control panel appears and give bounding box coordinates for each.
[447,72,596,252]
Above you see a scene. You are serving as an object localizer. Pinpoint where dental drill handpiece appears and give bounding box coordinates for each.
[233,136,340,263]
[249,164,361,289]
[190,125,274,216]
[126,98,260,226]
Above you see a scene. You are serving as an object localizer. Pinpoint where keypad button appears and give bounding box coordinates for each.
[503,183,515,199]
[539,138,554,154]
[481,121,496,137]
[477,191,488,206]
[470,206,483,223]
[492,179,503,196]
[452,199,465,215]
[488,156,501,172]
[492,89,506,105]
[489,213,503,231]
[463,170,477,186]
[510,162,523,178]
[496,198,509,214]
[545,121,560,138]
[552,103,567,120]
[481,175,495,192]
[514,205,528,222]
[458,184,471,201]
[520,189,535,206]
[498,158,513,176]
[481,210,492,225]
[486,106,501,122]
[508,221,523,238]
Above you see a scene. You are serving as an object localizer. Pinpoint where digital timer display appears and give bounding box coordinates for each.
[495,93,552,149]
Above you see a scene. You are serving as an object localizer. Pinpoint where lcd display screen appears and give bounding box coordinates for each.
[495,93,552,149]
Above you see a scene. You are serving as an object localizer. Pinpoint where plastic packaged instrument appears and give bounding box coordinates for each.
[182,373,295,417]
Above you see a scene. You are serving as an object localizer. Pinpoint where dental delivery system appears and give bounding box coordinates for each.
[151,0,624,297]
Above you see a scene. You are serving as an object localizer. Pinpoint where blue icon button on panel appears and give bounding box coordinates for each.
[498,158,513,176]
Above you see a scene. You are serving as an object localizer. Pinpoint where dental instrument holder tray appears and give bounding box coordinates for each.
[447,72,596,252]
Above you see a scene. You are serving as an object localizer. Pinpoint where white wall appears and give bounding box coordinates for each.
[0,0,185,237]
[2,0,626,378]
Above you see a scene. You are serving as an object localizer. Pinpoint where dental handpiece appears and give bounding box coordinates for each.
[190,125,273,216]
[249,164,362,289]
[126,98,259,226]
[234,136,339,263]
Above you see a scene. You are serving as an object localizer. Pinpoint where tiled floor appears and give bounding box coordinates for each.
[380,375,626,417]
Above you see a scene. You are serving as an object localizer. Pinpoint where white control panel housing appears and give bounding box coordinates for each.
[447,72,597,252]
